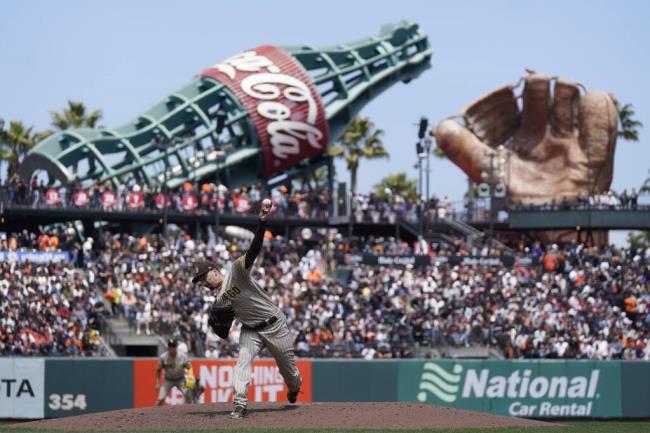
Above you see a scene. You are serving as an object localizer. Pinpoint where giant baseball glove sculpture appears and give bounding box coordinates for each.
[434,72,618,204]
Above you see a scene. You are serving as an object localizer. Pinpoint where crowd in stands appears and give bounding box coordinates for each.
[511,189,645,211]
[6,174,648,212]
[1,220,649,360]
[4,174,457,228]
[3,175,648,229]
[3,175,330,219]
[0,258,102,356]
[0,227,101,356]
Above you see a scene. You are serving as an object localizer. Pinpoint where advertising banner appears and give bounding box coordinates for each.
[101,190,116,209]
[0,359,45,419]
[155,193,169,210]
[336,254,539,268]
[0,359,647,419]
[128,192,144,209]
[0,250,73,264]
[336,254,431,267]
[200,46,329,178]
[44,360,134,418]
[398,360,621,418]
[45,188,61,205]
[182,194,198,211]
[72,190,90,207]
[436,256,540,267]
[133,359,312,407]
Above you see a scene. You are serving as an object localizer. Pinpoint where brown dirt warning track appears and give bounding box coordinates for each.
[10,402,554,431]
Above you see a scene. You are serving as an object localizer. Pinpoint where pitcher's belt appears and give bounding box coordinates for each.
[242,316,278,332]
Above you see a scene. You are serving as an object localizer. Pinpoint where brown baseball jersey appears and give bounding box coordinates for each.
[215,256,280,327]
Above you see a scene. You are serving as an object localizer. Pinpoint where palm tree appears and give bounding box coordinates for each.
[38,100,103,174]
[297,167,328,192]
[615,101,646,195]
[327,116,389,195]
[0,121,39,179]
[627,230,650,250]
[50,100,103,131]
[374,172,418,201]
[642,170,650,194]
[616,101,643,142]
[38,100,103,142]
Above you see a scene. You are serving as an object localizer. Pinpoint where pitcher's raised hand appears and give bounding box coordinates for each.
[259,198,272,221]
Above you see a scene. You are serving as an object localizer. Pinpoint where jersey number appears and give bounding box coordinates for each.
[223,286,241,300]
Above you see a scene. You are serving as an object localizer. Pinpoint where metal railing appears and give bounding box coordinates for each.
[95,334,118,358]
[97,314,124,350]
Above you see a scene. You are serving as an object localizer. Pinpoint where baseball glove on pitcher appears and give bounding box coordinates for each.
[208,301,235,339]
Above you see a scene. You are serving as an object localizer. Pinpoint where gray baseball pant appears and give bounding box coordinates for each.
[156,378,193,405]
[233,316,301,408]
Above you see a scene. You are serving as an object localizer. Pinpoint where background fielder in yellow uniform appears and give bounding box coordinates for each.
[155,338,192,406]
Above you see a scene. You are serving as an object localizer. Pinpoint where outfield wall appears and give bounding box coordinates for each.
[1,359,648,419]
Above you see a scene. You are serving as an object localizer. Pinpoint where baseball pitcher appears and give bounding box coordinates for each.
[155,338,195,405]
[192,199,302,419]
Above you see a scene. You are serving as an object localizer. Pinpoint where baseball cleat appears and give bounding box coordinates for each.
[287,377,302,404]
[230,405,248,419]
[287,389,300,404]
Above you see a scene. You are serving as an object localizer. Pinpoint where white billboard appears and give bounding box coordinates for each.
[0,358,44,418]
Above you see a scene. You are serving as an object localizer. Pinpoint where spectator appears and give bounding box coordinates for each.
[1,222,648,360]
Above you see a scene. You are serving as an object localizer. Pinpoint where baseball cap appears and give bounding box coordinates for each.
[167,337,178,347]
[192,260,215,283]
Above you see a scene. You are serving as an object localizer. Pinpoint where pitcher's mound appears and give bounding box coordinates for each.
[12,402,554,431]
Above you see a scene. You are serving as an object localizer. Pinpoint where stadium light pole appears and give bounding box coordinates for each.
[485,149,498,244]
[418,117,430,202]
[506,140,513,210]
[213,111,227,235]
[425,141,431,202]
[416,117,429,236]
[415,151,426,236]
[213,150,226,232]
[327,155,335,217]
[152,134,169,238]
[586,146,593,242]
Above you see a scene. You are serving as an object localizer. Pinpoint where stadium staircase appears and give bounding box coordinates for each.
[397,218,420,238]
[95,335,117,357]
[397,217,458,248]
[443,218,513,254]
[429,232,459,248]
[102,317,164,357]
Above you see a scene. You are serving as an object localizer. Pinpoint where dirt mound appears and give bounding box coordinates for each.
[11,402,554,431]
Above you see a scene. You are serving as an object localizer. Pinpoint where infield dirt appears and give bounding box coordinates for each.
[9,402,554,431]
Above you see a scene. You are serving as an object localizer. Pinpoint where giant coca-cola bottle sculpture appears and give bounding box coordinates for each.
[21,22,432,188]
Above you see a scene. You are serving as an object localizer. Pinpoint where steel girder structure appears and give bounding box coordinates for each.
[20,21,432,190]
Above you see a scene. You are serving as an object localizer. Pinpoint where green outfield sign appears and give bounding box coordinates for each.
[2,359,647,419]
[398,360,622,418]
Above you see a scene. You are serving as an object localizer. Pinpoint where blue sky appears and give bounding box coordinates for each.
[2,0,649,206]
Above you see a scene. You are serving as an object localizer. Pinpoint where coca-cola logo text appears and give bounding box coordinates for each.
[201,46,329,177]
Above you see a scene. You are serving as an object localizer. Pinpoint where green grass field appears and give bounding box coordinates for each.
[4,422,650,433]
